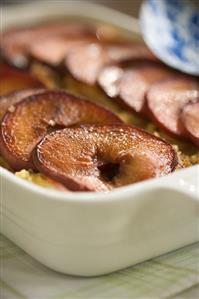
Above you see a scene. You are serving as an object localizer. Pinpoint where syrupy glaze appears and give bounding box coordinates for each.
[62,75,199,166]
[1,20,198,190]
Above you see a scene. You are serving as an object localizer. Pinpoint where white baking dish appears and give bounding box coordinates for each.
[1,0,199,277]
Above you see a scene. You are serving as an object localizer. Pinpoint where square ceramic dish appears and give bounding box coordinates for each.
[1,0,199,276]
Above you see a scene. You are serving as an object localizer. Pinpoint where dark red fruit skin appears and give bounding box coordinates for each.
[65,42,158,86]
[0,90,122,171]
[0,133,30,171]
[0,63,44,96]
[0,88,46,121]
[146,76,199,139]
[97,59,177,118]
[118,65,178,116]
[33,125,178,192]
[29,35,98,68]
[180,100,199,147]
[1,22,96,68]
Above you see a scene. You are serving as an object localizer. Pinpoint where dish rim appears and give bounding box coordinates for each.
[1,164,198,203]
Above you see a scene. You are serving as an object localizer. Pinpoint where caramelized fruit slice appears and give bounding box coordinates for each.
[2,22,96,68]
[34,125,177,191]
[29,22,101,67]
[29,37,93,67]
[65,42,156,85]
[180,101,199,147]
[147,77,199,137]
[0,88,45,121]
[0,63,44,96]
[118,62,175,114]
[65,43,108,85]
[98,59,159,99]
[29,24,126,67]
[0,90,121,170]
[98,64,124,98]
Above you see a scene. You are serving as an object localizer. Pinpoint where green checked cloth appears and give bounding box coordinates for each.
[0,234,199,299]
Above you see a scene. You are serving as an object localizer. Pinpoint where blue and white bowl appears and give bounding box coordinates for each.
[140,0,199,75]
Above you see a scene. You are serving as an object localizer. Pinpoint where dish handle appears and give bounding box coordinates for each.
[159,165,199,201]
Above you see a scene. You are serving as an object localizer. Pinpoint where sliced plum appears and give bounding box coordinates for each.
[65,42,157,85]
[65,42,109,85]
[0,90,121,170]
[29,37,94,67]
[34,125,178,191]
[98,59,159,99]
[0,88,45,121]
[2,22,96,68]
[180,100,199,147]
[147,77,199,138]
[118,62,175,114]
[0,63,44,96]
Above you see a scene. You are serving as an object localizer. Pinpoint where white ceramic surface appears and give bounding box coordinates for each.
[1,0,199,277]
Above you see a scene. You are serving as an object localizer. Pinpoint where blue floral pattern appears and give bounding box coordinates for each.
[140,0,199,75]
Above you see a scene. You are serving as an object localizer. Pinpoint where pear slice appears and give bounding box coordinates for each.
[180,100,199,147]
[34,125,178,191]
[0,63,44,96]
[0,88,45,121]
[0,90,121,170]
[147,77,199,138]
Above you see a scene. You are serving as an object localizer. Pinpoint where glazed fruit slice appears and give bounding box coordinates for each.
[147,77,199,138]
[34,125,178,191]
[65,42,156,85]
[98,64,124,98]
[0,90,121,170]
[118,62,175,114]
[180,101,199,147]
[0,88,45,121]
[0,63,44,96]
[2,22,96,68]
[98,59,158,99]
[29,36,94,67]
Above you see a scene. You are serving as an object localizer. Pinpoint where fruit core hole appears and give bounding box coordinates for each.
[98,162,120,181]
[46,124,66,134]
